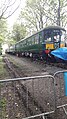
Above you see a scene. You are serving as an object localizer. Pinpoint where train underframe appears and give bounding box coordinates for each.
[8,49,66,63]
[14,49,57,63]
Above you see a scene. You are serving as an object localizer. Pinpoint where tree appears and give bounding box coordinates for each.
[0,0,21,19]
[11,23,27,42]
[47,0,67,27]
[19,0,67,33]
[5,30,16,47]
[19,0,47,32]
[0,19,7,42]
[0,0,21,52]
[0,19,7,53]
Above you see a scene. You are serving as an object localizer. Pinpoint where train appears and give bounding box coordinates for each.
[6,26,66,61]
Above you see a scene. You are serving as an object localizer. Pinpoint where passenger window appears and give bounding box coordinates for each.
[54,35,59,42]
[21,41,23,47]
[44,30,52,42]
[39,31,44,43]
[40,35,42,43]
[47,37,51,41]
[16,44,19,48]
[35,34,39,44]
[32,36,35,45]
[28,38,32,45]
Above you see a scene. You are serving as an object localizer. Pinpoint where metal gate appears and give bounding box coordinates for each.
[0,70,67,119]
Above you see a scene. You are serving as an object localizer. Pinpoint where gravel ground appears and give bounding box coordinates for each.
[1,54,67,119]
[7,55,63,76]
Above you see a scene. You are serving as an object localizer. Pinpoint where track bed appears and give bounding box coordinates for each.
[1,54,67,119]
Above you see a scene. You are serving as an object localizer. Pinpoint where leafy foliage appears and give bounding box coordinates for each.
[0,19,7,53]
[0,19,7,42]
[11,23,27,42]
[19,0,67,33]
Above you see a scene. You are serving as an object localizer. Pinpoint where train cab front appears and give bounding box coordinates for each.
[42,26,66,62]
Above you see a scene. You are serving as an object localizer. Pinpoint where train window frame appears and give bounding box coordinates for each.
[35,34,39,44]
[19,40,24,48]
[26,39,29,46]
[22,40,26,47]
[44,30,53,42]
[28,38,32,46]
[52,29,66,42]
[39,31,44,43]
[16,44,19,48]
[61,30,66,42]
[53,30,60,41]
[23,40,26,46]
[31,36,35,45]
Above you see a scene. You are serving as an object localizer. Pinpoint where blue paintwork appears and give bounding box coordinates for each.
[51,47,67,61]
[64,72,67,96]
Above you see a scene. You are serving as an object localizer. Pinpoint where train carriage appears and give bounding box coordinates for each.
[7,45,15,55]
[8,26,66,60]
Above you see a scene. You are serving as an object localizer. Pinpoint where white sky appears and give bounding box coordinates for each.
[2,0,26,51]
[7,0,26,28]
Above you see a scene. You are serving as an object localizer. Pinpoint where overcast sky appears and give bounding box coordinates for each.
[7,0,67,31]
[7,0,26,28]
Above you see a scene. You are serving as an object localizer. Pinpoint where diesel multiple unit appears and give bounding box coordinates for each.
[7,26,66,60]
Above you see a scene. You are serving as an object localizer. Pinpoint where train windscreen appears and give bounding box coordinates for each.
[44,29,66,42]
[61,30,66,42]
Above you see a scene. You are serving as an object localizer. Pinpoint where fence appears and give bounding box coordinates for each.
[0,70,67,119]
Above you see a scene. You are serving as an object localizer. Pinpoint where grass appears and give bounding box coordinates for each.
[0,56,9,118]
[0,56,9,79]
[0,98,7,118]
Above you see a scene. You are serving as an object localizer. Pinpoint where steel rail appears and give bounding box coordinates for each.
[0,75,54,82]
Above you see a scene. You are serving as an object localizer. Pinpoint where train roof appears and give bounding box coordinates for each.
[15,25,66,45]
[43,26,66,31]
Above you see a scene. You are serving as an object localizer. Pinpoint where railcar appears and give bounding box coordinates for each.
[7,45,15,55]
[8,26,66,60]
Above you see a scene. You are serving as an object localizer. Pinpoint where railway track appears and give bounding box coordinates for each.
[3,56,52,119]
[32,58,67,70]
[48,62,67,69]
[3,55,67,119]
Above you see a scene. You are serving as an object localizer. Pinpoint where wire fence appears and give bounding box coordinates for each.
[0,70,67,119]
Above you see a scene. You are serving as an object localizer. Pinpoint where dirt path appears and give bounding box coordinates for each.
[1,54,67,119]
[7,54,63,77]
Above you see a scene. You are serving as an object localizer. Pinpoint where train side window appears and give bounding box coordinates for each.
[35,34,39,44]
[32,36,35,45]
[16,44,19,48]
[21,41,23,47]
[22,40,26,47]
[44,30,52,42]
[27,39,29,45]
[27,40,28,45]
[20,43,22,47]
[24,40,26,46]
[53,30,61,42]
[47,37,51,41]
[54,35,59,42]
[61,30,66,42]
[40,34,42,43]
[39,31,44,43]
[28,38,32,46]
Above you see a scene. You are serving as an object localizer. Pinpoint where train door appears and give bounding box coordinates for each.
[53,30,60,49]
